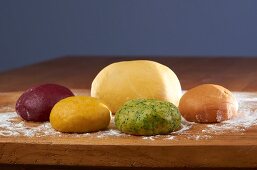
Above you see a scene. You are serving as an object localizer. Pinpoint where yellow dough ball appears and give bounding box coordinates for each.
[50,96,111,133]
[91,60,182,113]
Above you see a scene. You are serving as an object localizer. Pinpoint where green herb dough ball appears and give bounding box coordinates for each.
[115,99,181,136]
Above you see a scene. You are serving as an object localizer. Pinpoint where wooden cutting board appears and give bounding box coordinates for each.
[0,57,257,169]
[0,89,256,168]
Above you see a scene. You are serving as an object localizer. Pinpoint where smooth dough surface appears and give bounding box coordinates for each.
[91,60,182,113]
[179,84,238,123]
[50,96,111,133]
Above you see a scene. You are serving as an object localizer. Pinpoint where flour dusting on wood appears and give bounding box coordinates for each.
[0,92,256,140]
[0,112,61,137]
[203,92,257,135]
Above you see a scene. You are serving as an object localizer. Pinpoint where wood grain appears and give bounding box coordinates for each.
[0,57,256,92]
[0,56,257,169]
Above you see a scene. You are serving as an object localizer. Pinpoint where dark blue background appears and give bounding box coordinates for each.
[1,0,257,71]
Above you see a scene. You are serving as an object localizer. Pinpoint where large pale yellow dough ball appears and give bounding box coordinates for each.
[91,60,182,113]
[50,96,111,133]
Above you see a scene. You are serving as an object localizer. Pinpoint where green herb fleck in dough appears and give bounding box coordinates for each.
[114,99,181,136]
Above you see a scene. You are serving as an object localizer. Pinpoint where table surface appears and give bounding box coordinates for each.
[0,56,257,169]
[0,56,257,92]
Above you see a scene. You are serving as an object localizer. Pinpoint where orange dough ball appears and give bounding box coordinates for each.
[179,84,238,123]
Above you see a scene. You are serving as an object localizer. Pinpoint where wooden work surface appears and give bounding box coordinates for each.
[0,56,257,169]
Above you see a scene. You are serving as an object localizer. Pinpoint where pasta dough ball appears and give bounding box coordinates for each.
[91,60,182,113]
[16,84,74,122]
[179,84,238,123]
[115,99,181,136]
[50,96,111,133]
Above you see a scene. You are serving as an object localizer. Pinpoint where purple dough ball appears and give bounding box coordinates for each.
[16,84,74,122]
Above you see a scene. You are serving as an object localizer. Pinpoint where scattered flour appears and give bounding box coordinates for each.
[202,92,257,135]
[95,115,129,138]
[187,134,212,140]
[0,92,256,140]
[216,110,224,122]
[0,112,61,137]
[142,136,155,141]
[96,129,125,138]
[172,120,194,135]
[166,136,175,140]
